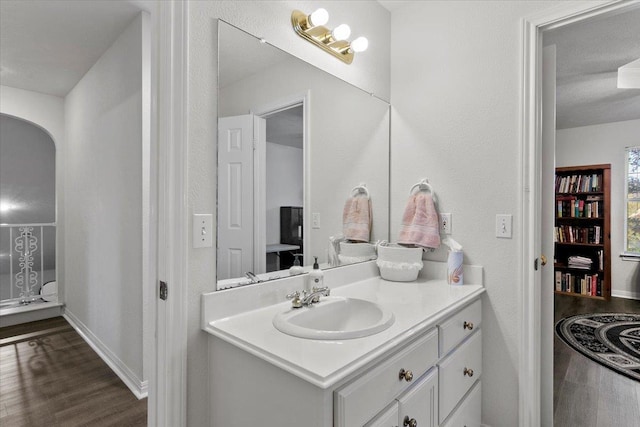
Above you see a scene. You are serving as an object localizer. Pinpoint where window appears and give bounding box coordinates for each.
[625,146,640,254]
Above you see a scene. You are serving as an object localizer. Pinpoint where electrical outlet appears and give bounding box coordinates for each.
[312,212,321,229]
[440,213,452,235]
[496,214,512,238]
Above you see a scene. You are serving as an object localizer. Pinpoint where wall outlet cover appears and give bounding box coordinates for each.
[440,213,452,235]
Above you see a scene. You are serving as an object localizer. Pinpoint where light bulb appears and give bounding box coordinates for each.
[309,8,329,26]
[351,37,369,53]
[332,24,351,41]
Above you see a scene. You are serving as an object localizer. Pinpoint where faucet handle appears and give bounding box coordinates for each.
[312,286,330,295]
[286,291,303,308]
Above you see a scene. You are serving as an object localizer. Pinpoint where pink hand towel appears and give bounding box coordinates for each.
[398,192,441,249]
[343,195,372,242]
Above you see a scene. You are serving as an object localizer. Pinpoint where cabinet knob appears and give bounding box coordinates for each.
[463,321,474,330]
[398,368,413,382]
[403,415,418,427]
[464,367,474,377]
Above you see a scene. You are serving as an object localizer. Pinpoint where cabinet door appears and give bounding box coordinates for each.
[365,402,399,427]
[440,381,481,427]
[397,368,438,427]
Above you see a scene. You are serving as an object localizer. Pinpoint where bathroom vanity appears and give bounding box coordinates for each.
[202,261,484,426]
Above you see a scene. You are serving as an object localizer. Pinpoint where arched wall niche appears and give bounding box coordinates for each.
[0,86,64,149]
[1,112,58,148]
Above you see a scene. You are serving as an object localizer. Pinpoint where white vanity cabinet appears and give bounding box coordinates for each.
[338,299,482,427]
[204,273,485,427]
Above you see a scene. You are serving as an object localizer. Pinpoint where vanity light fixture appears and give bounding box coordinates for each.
[291,9,368,64]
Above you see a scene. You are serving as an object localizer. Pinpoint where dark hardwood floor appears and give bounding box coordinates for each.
[554,294,640,427]
[0,317,147,426]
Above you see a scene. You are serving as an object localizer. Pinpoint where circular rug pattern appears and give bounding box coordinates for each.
[555,312,640,382]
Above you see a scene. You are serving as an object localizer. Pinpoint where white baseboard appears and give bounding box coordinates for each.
[63,309,148,399]
[611,290,640,300]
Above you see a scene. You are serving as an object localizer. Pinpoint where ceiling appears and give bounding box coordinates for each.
[0,0,153,97]
[544,6,640,129]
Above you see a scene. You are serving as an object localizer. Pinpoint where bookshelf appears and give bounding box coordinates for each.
[554,164,611,300]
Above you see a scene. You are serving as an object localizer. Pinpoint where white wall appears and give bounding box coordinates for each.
[266,142,303,245]
[557,119,640,299]
[187,1,390,425]
[389,2,563,426]
[64,13,145,388]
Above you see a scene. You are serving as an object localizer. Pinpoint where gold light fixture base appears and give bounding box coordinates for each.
[291,10,354,64]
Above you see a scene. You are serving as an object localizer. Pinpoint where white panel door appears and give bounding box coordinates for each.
[541,44,557,427]
[218,115,254,280]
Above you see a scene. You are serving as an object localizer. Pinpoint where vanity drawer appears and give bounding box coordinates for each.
[335,328,438,427]
[438,299,481,357]
[438,330,482,424]
[364,402,398,427]
[440,380,482,427]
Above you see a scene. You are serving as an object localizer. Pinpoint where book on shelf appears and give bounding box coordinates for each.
[568,255,592,269]
[556,271,602,296]
[598,249,603,270]
[556,196,602,218]
[554,225,602,244]
[555,173,602,193]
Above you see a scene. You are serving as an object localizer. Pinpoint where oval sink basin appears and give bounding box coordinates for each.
[273,296,395,340]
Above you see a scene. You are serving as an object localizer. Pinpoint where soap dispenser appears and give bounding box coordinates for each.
[289,254,304,276]
[308,256,324,288]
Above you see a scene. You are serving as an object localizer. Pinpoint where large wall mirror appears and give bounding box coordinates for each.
[217,20,390,289]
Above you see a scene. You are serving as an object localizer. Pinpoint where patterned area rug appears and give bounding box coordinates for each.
[556,313,640,382]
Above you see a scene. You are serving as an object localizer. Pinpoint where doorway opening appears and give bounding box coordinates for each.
[261,104,304,273]
[521,2,640,426]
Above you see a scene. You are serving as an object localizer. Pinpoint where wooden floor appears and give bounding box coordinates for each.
[0,317,147,426]
[554,294,640,427]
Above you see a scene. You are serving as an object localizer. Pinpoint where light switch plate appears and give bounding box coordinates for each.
[193,214,213,248]
[312,213,321,229]
[496,214,512,238]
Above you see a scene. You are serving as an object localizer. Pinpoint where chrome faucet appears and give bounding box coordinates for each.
[286,286,330,308]
[245,272,261,284]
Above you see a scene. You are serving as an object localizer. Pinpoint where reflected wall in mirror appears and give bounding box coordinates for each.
[217,20,390,289]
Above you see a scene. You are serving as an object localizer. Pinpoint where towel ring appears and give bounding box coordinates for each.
[351,183,370,198]
[410,178,436,201]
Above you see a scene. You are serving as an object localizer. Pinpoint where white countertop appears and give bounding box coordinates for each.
[265,243,300,253]
[204,275,485,389]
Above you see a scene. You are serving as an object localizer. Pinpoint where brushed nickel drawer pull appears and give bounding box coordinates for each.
[403,415,417,427]
[398,368,414,382]
[463,367,474,377]
[463,321,474,330]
